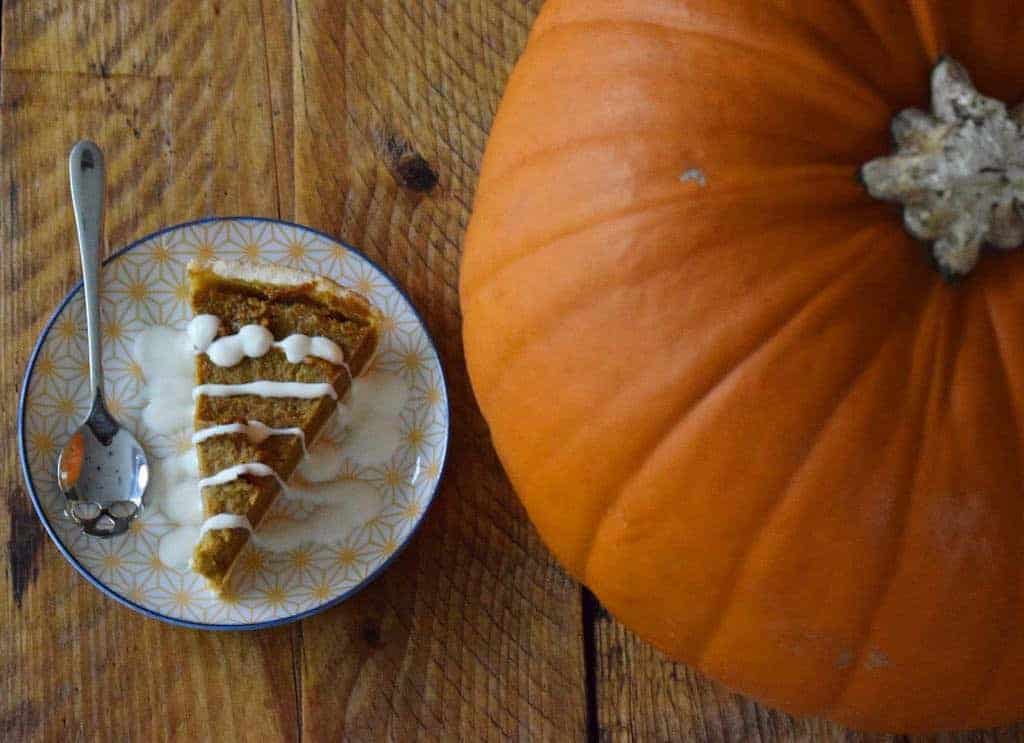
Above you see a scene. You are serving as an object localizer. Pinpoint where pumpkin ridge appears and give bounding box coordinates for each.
[478,127,680,193]
[483,112,876,186]
[482,144,865,203]
[983,294,1024,450]
[978,563,1024,716]
[825,475,914,715]
[826,281,952,714]
[692,319,901,673]
[579,233,889,581]
[529,14,888,115]
[782,12,901,107]
[847,1,900,53]
[464,189,686,303]
[907,0,944,62]
[465,174,875,303]
[973,296,1024,710]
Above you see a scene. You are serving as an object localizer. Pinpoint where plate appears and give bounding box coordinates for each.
[18,217,449,629]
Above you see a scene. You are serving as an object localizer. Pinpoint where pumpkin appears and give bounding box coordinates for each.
[460,0,1024,734]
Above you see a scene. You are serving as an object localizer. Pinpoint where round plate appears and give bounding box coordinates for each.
[18,217,449,629]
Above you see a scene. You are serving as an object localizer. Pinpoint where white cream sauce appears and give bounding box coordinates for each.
[135,323,410,576]
[296,440,346,482]
[187,316,346,368]
[158,526,202,568]
[187,314,220,351]
[206,324,274,366]
[148,450,204,524]
[191,421,307,454]
[193,381,338,400]
[343,372,409,463]
[276,334,346,366]
[135,327,195,434]
[253,481,382,551]
[198,462,287,491]
[200,513,253,536]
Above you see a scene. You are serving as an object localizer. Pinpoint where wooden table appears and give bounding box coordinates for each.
[1,3,1022,741]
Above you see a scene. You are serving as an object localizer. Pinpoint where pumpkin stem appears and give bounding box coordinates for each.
[861,57,1024,277]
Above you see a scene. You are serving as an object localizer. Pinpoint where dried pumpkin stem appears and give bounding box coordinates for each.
[861,57,1024,277]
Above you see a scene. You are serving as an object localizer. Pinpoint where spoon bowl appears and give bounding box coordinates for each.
[58,400,149,536]
[58,140,149,537]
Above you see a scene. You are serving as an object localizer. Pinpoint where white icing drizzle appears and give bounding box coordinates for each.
[342,373,409,463]
[192,420,307,454]
[159,525,201,567]
[187,314,221,352]
[338,359,354,386]
[253,481,383,551]
[205,325,274,366]
[136,327,195,434]
[191,422,252,444]
[197,463,287,537]
[198,462,288,491]
[199,513,253,536]
[193,381,338,400]
[190,319,346,369]
[295,440,345,483]
[276,334,345,365]
[140,320,405,572]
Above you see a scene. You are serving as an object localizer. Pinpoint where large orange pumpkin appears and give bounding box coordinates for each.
[461,0,1024,734]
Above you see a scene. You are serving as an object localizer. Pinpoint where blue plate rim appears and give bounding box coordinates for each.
[17,215,451,631]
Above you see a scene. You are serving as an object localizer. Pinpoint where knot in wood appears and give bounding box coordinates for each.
[395,154,438,193]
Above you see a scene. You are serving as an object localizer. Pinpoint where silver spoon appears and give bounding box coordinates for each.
[57,141,149,537]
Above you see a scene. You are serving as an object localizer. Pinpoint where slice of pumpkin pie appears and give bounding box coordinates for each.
[186,258,380,593]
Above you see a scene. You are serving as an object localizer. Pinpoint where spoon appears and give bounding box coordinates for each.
[56,141,149,537]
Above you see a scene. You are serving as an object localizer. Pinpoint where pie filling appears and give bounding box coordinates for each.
[186,259,380,592]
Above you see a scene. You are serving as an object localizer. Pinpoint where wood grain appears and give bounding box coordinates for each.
[288,2,587,740]
[0,0,587,740]
[0,1,304,740]
[4,0,1024,741]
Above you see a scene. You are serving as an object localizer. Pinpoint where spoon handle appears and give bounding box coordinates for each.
[69,140,106,400]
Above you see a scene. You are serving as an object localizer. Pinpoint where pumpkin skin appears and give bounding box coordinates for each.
[461,0,1024,734]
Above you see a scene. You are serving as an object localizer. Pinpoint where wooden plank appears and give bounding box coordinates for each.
[591,594,1024,743]
[289,1,589,740]
[0,2,300,740]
